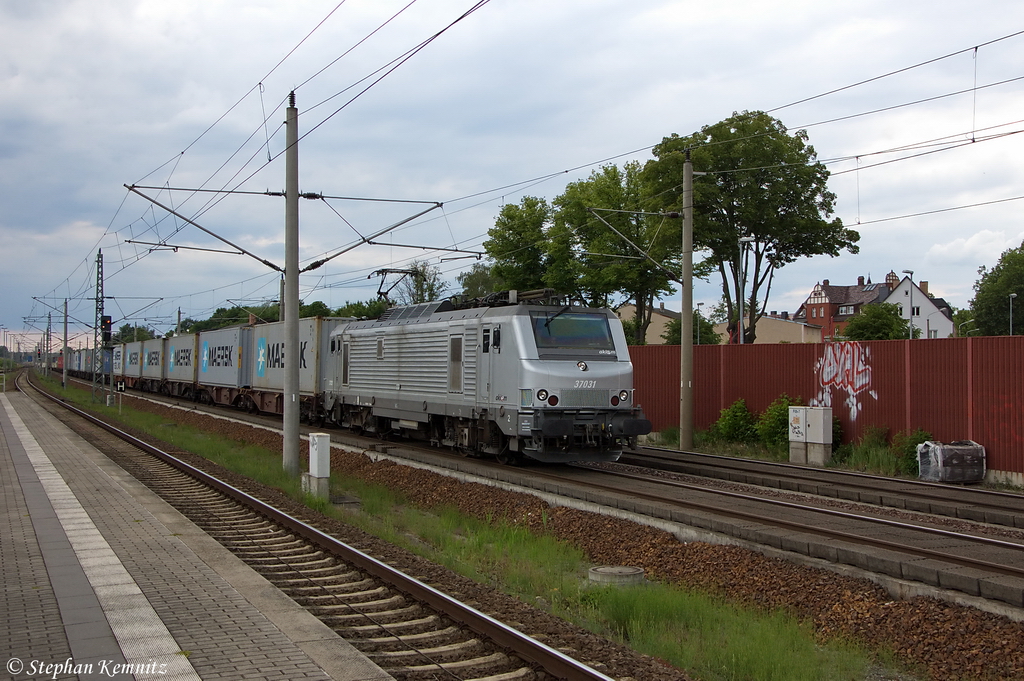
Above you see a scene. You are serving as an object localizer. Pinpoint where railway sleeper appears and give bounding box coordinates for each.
[309,594,407,612]
[359,625,462,650]
[278,576,377,592]
[233,545,325,559]
[219,536,305,550]
[242,550,328,564]
[272,567,363,582]
[296,586,391,605]
[395,651,514,675]
[251,556,337,572]
[324,607,430,629]
[370,638,485,664]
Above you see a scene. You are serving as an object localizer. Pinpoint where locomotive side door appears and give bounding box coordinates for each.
[480,325,492,405]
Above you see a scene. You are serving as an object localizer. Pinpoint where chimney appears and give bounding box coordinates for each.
[822,279,829,286]
[920,281,929,296]
[659,302,665,310]
[782,311,789,320]
[770,311,778,317]
[857,275,865,286]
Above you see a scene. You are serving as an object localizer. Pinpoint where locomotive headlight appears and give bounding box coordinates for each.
[618,390,630,403]
[536,389,549,401]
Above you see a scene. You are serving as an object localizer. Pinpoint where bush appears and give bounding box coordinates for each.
[891,428,931,477]
[710,399,758,444]
[755,394,802,450]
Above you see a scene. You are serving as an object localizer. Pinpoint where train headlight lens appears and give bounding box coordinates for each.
[618,390,630,403]
[537,389,548,401]
[547,394,559,406]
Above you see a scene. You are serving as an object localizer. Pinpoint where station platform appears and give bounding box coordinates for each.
[0,391,392,681]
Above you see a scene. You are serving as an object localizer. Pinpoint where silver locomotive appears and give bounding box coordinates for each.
[322,290,651,464]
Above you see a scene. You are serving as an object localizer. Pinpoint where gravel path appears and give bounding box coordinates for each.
[100,394,1024,679]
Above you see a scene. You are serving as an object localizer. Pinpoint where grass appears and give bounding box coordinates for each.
[34,372,897,680]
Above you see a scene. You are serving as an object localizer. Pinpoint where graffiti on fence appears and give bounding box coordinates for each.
[810,341,877,421]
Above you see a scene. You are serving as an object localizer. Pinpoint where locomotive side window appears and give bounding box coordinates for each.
[376,336,384,360]
[482,328,490,353]
[448,335,463,393]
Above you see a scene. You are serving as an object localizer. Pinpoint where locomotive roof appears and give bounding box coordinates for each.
[333,297,613,334]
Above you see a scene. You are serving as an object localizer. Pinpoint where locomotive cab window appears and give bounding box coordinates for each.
[530,311,616,359]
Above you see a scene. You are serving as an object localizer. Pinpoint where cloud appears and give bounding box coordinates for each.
[926,229,1024,266]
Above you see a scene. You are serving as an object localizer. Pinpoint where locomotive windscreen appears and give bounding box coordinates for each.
[529,311,616,358]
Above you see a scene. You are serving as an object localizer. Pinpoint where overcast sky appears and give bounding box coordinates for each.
[3,0,1024,350]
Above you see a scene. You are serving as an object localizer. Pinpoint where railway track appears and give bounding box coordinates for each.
[20,372,621,681]
[622,447,1024,529]
[48,374,1024,610]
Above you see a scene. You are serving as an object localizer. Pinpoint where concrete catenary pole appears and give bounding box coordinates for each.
[63,299,68,389]
[679,151,694,450]
[283,91,301,476]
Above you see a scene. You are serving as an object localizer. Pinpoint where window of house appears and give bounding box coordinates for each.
[839,305,854,315]
[912,306,920,317]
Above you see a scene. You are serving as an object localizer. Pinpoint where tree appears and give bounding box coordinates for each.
[483,197,551,291]
[970,242,1024,336]
[299,301,332,318]
[335,299,389,319]
[111,324,155,344]
[457,262,504,298]
[550,162,677,343]
[394,260,448,305]
[644,111,859,344]
[842,303,919,340]
[660,312,721,345]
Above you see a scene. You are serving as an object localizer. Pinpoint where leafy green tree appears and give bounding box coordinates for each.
[299,301,333,318]
[335,299,390,319]
[842,303,919,340]
[644,111,859,344]
[660,312,721,345]
[457,262,504,298]
[483,197,551,291]
[551,162,677,342]
[112,324,155,344]
[394,260,448,305]
[969,242,1024,336]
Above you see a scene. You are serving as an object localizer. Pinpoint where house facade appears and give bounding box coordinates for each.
[794,271,955,340]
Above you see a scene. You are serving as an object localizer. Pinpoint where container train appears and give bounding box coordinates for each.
[63,290,651,464]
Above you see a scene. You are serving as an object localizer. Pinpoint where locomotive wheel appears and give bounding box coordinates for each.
[495,445,521,466]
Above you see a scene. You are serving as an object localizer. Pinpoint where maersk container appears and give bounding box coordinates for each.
[250,317,352,395]
[141,339,166,381]
[198,326,252,388]
[111,344,124,376]
[166,334,199,384]
[123,341,143,382]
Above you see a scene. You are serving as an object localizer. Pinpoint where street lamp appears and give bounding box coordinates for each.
[958,319,975,337]
[902,269,914,339]
[1011,293,1018,336]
